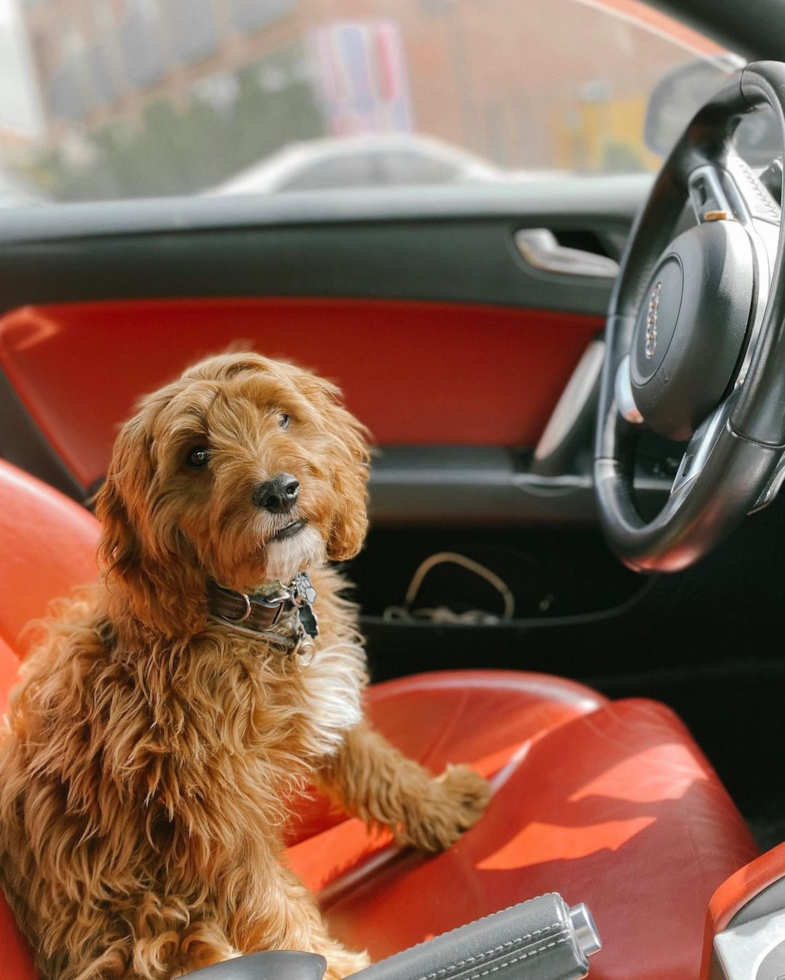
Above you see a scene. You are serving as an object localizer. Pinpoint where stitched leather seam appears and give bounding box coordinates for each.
[466,937,570,980]
[415,922,562,980]
[737,157,779,218]
[382,895,560,973]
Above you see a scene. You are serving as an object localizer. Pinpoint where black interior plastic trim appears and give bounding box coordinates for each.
[361,576,659,684]
[0,179,648,318]
[370,446,670,525]
[0,222,614,317]
[650,0,785,62]
[0,177,651,245]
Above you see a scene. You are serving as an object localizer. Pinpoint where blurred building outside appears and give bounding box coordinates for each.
[0,0,726,201]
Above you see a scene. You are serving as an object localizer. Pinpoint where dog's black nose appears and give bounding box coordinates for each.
[253,474,300,513]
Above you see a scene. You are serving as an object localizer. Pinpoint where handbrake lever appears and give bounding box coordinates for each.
[183,893,601,980]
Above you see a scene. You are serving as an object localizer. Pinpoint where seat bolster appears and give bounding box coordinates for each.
[0,460,99,654]
[363,669,607,771]
[368,669,608,707]
[0,635,22,713]
[0,895,38,980]
[0,636,37,980]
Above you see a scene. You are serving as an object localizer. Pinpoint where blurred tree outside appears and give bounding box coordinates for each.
[21,42,325,201]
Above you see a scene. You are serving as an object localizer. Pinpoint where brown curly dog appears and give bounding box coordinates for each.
[0,353,490,980]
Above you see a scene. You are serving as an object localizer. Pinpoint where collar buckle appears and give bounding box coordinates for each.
[227,591,252,623]
[206,575,318,652]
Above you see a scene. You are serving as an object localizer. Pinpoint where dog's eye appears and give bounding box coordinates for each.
[279,413,290,429]
[186,446,210,469]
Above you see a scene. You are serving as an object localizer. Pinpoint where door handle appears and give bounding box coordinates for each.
[515,228,619,278]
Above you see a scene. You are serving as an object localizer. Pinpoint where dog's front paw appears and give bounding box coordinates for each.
[397,764,491,853]
[323,947,372,980]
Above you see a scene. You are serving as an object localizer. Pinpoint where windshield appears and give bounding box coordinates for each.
[0,0,735,206]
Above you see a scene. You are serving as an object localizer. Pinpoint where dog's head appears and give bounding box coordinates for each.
[95,352,370,636]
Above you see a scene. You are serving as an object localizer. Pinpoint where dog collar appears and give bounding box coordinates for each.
[206,573,318,661]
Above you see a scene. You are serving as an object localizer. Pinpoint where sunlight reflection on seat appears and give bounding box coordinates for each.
[477,742,706,871]
[568,742,707,804]
[477,816,657,870]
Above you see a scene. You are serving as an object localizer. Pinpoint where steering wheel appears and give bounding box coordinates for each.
[595,61,785,572]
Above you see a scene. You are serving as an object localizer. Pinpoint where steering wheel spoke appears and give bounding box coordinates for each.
[691,157,780,390]
[688,157,780,229]
[670,395,738,497]
[613,355,644,425]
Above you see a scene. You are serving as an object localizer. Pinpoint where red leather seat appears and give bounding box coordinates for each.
[0,460,761,980]
[0,460,99,656]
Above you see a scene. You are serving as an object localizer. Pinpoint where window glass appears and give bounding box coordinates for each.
[0,0,737,205]
[279,151,376,190]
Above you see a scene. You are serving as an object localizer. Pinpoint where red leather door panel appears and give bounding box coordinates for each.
[0,299,601,489]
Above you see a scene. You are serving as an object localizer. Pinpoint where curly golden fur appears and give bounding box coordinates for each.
[0,353,490,980]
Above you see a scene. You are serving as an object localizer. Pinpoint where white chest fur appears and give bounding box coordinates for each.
[300,639,365,756]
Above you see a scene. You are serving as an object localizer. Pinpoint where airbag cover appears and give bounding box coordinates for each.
[631,220,754,441]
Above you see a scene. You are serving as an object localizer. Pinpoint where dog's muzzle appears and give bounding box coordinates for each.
[252,473,300,514]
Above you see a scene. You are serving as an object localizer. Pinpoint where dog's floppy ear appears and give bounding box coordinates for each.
[297,373,371,562]
[95,411,206,637]
[327,410,370,562]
